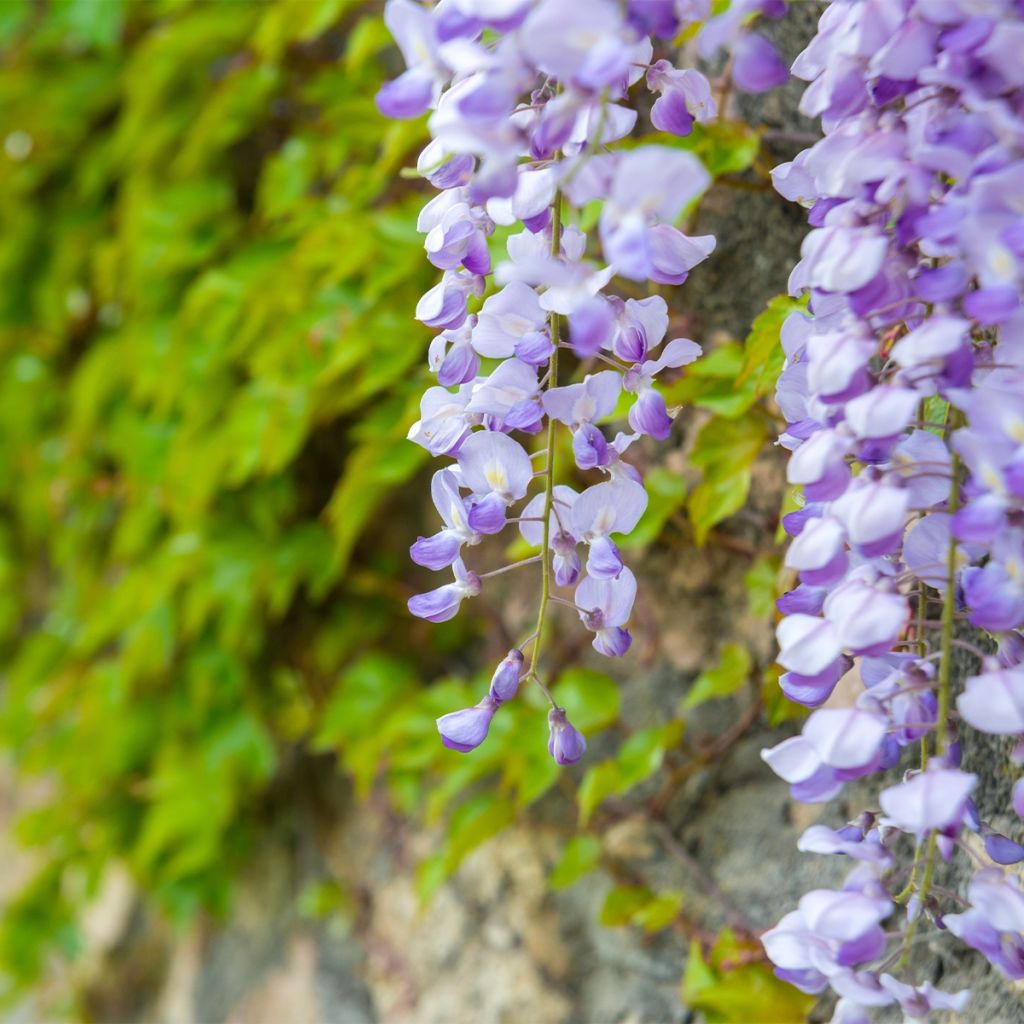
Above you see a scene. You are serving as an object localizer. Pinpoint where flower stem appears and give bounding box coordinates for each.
[898,414,962,968]
[527,192,563,708]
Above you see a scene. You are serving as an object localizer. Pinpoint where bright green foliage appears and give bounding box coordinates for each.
[550,834,603,889]
[682,931,815,1023]
[0,0,437,1001]
[682,643,751,710]
[600,885,684,932]
[677,292,799,545]
[577,722,684,825]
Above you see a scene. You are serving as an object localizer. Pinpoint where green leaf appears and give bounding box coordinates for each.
[671,120,761,178]
[683,644,752,709]
[689,413,766,472]
[552,667,621,734]
[923,395,949,436]
[687,412,767,544]
[578,761,622,826]
[443,794,515,874]
[599,885,653,927]
[737,294,807,395]
[633,890,684,932]
[600,886,681,932]
[623,467,687,547]
[688,469,752,546]
[762,664,807,727]
[683,932,815,1024]
[744,556,780,619]
[550,835,602,889]
[616,722,683,789]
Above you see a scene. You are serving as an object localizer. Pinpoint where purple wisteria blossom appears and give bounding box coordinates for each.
[763,0,1024,1016]
[381,0,732,768]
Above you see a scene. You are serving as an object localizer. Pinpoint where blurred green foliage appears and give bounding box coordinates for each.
[0,0,802,1011]
[0,0,445,1000]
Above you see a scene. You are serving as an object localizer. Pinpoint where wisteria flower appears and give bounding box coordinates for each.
[576,566,637,657]
[571,479,648,579]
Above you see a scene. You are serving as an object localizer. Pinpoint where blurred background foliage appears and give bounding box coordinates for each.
[0,0,453,1000]
[0,0,805,1017]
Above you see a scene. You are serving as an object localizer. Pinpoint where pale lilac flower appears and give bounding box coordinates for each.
[879,767,977,835]
[471,281,548,359]
[785,515,848,586]
[944,870,1024,980]
[957,663,1024,735]
[776,613,842,677]
[576,567,637,657]
[572,479,648,579]
[797,825,892,867]
[489,649,525,703]
[762,884,892,994]
[465,358,541,428]
[646,61,716,135]
[876,975,970,1019]
[623,337,702,439]
[823,577,909,656]
[416,268,484,329]
[411,469,481,570]
[409,558,483,622]
[429,319,480,386]
[408,382,475,456]
[520,0,633,92]
[599,147,713,281]
[830,477,910,556]
[457,429,533,505]
[376,0,448,119]
[610,295,669,363]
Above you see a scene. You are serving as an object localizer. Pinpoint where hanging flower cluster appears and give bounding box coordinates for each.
[763,0,1024,1018]
[379,0,787,764]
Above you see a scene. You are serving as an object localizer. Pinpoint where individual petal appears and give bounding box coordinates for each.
[437,696,499,752]
[957,666,1024,735]
[572,478,649,539]
[376,66,436,119]
[457,429,533,500]
[593,625,632,657]
[467,492,508,535]
[586,533,623,579]
[762,736,821,784]
[879,767,977,833]
[777,614,842,676]
[576,566,637,627]
[489,649,525,703]
[732,32,789,93]
[410,529,463,570]
[628,388,673,439]
[573,423,611,470]
[803,708,886,770]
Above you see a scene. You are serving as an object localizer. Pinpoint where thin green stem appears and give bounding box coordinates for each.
[527,192,563,708]
[935,448,961,756]
[898,410,961,967]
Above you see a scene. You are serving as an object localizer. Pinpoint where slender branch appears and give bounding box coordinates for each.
[899,410,962,966]
[479,555,541,579]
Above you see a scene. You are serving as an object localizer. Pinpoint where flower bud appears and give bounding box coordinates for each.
[489,649,524,703]
[437,695,499,753]
[547,707,586,765]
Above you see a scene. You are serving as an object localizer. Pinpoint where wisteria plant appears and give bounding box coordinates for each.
[381,0,1024,1021]
[379,0,786,759]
